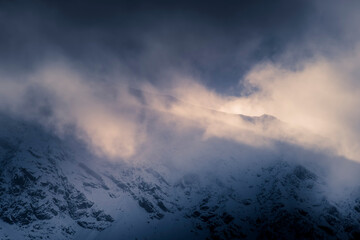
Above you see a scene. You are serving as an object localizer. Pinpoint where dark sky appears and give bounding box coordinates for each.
[0,0,352,93]
[1,0,360,163]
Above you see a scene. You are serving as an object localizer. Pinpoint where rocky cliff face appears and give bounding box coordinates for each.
[1,114,360,240]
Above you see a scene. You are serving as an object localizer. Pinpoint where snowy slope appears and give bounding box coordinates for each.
[1,111,360,240]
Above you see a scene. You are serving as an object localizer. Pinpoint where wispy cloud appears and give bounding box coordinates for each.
[1,0,360,163]
[220,47,360,161]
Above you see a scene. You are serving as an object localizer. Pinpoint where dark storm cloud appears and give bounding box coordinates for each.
[2,0,360,162]
[0,0,317,91]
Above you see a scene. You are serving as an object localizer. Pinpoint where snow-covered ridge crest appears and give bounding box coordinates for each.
[1,113,360,239]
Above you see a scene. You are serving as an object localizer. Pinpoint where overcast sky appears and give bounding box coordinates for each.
[1,0,355,93]
[1,0,360,163]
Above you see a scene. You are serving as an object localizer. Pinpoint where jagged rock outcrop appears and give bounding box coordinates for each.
[2,115,360,240]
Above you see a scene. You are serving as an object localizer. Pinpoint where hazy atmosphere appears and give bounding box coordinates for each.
[1,1,360,239]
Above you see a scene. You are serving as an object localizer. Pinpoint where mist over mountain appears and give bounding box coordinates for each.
[2,91,360,240]
[1,0,360,239]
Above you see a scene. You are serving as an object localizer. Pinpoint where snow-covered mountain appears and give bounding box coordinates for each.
[1,106,360,240]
